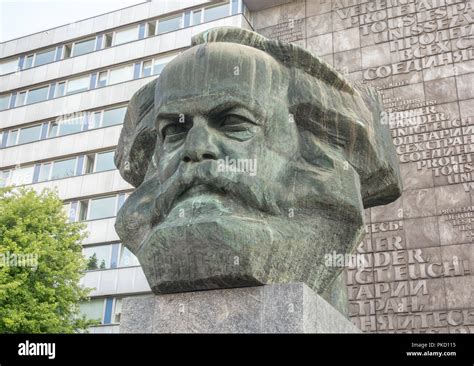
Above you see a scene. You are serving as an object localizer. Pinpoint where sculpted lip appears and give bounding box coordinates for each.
[176,184,224,204]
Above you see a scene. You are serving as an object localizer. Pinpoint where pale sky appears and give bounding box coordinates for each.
[0,0,147,42]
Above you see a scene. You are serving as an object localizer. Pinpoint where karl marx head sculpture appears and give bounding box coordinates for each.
[114,27,401,311]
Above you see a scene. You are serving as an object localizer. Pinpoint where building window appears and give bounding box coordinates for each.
[84,154,95,174]
[113,299,122,324]
[0,58,19,75]
[63,44,72,59]
[152,54,177,75]
[96,65,134,88]
[48,115,84,138]
[34,48,56,67]
[157,14,183,34]
[119,246,139,267]
[83,245,112,270]
[87,196,117,220]
[26,85,49,105]
[96,71,108,88]
[55,82,66,97]
[50,158,77,180]
[0,94,11,111]
[16,92,26,107]
[192,10,202,25]
[79,299,104,323]
[96,106,127,128]
[78,200,89,221]
[108,65,134,85]
[24,55,34,69]
[66,75,90,95]
[9,166,34,186]
[153,59,166,75]
[141,60,152,77]
[104,33,113,48]
[6,130,18,147]
[113,26,139,46]
[0,171,10,188]
[72,38,96,57]
[47,122,59,138]
[146,21,156,37]
[204,2,230,22]
[17,124,42,145]
[38,163,51,182]
[94,151,116,173]
[232,0,239,14]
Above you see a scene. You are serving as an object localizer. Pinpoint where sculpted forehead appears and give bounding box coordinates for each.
[155,43,289,110]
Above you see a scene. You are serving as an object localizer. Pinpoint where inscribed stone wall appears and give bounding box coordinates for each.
[251,0,474,333]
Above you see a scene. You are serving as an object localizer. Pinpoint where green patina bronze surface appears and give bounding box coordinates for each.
[114,26,402,315]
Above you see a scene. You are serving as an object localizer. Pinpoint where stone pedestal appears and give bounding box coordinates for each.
[119,283,361,333]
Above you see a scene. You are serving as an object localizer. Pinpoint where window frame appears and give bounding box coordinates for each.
[96,70,108,88]
[118,244,140,268]
[141,59,152,77]
[0,170,11,188]
[48,115,84,138]
[33,47,57,67]
[191,9,203,25]
[151,54,177,76]
[112,298,122,324]
[55,81,66,98]
[86,195,119,221]
[79,298,106,323]
[0,57,19,75]
[83,244,113,271]
[107,64,134,86]
[145,21,156,37]
[0,93,11,110]
[93,150,116,173]
[156,13,185,35]
[6,129,19,147]
[23,54,35,69]
[93,105,127,128]
[112,25,140,46]
[48,156,79,181]
[202,1,232,23]
[71,37,97,57]
[9,165,35,186]
[16,124,43,145]
[65,74,91,95]
[24,85,50,105]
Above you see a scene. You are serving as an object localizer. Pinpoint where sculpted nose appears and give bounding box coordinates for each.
[182,117,219,163]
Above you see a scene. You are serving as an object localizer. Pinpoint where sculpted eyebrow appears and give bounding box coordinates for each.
[210,101,264,125]
[156,101,264,125]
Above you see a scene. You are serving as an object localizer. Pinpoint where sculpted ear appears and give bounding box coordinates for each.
[351,82,402,208]
[115,79,158,187]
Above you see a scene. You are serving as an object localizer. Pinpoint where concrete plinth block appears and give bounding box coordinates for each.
[120,283,361,333]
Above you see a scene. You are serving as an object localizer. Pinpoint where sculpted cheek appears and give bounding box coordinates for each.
[115,181,157,253]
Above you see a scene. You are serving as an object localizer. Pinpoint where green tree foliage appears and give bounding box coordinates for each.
[0,188,96,333]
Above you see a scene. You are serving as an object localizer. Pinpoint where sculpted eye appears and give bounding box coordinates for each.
[162,123,187,142]
[217,109,260,141]
[219,114,253,131]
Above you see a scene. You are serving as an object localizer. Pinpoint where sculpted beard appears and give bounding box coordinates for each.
[115,158,284,252]
[116,149,363,257]
[151,160,282,227]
